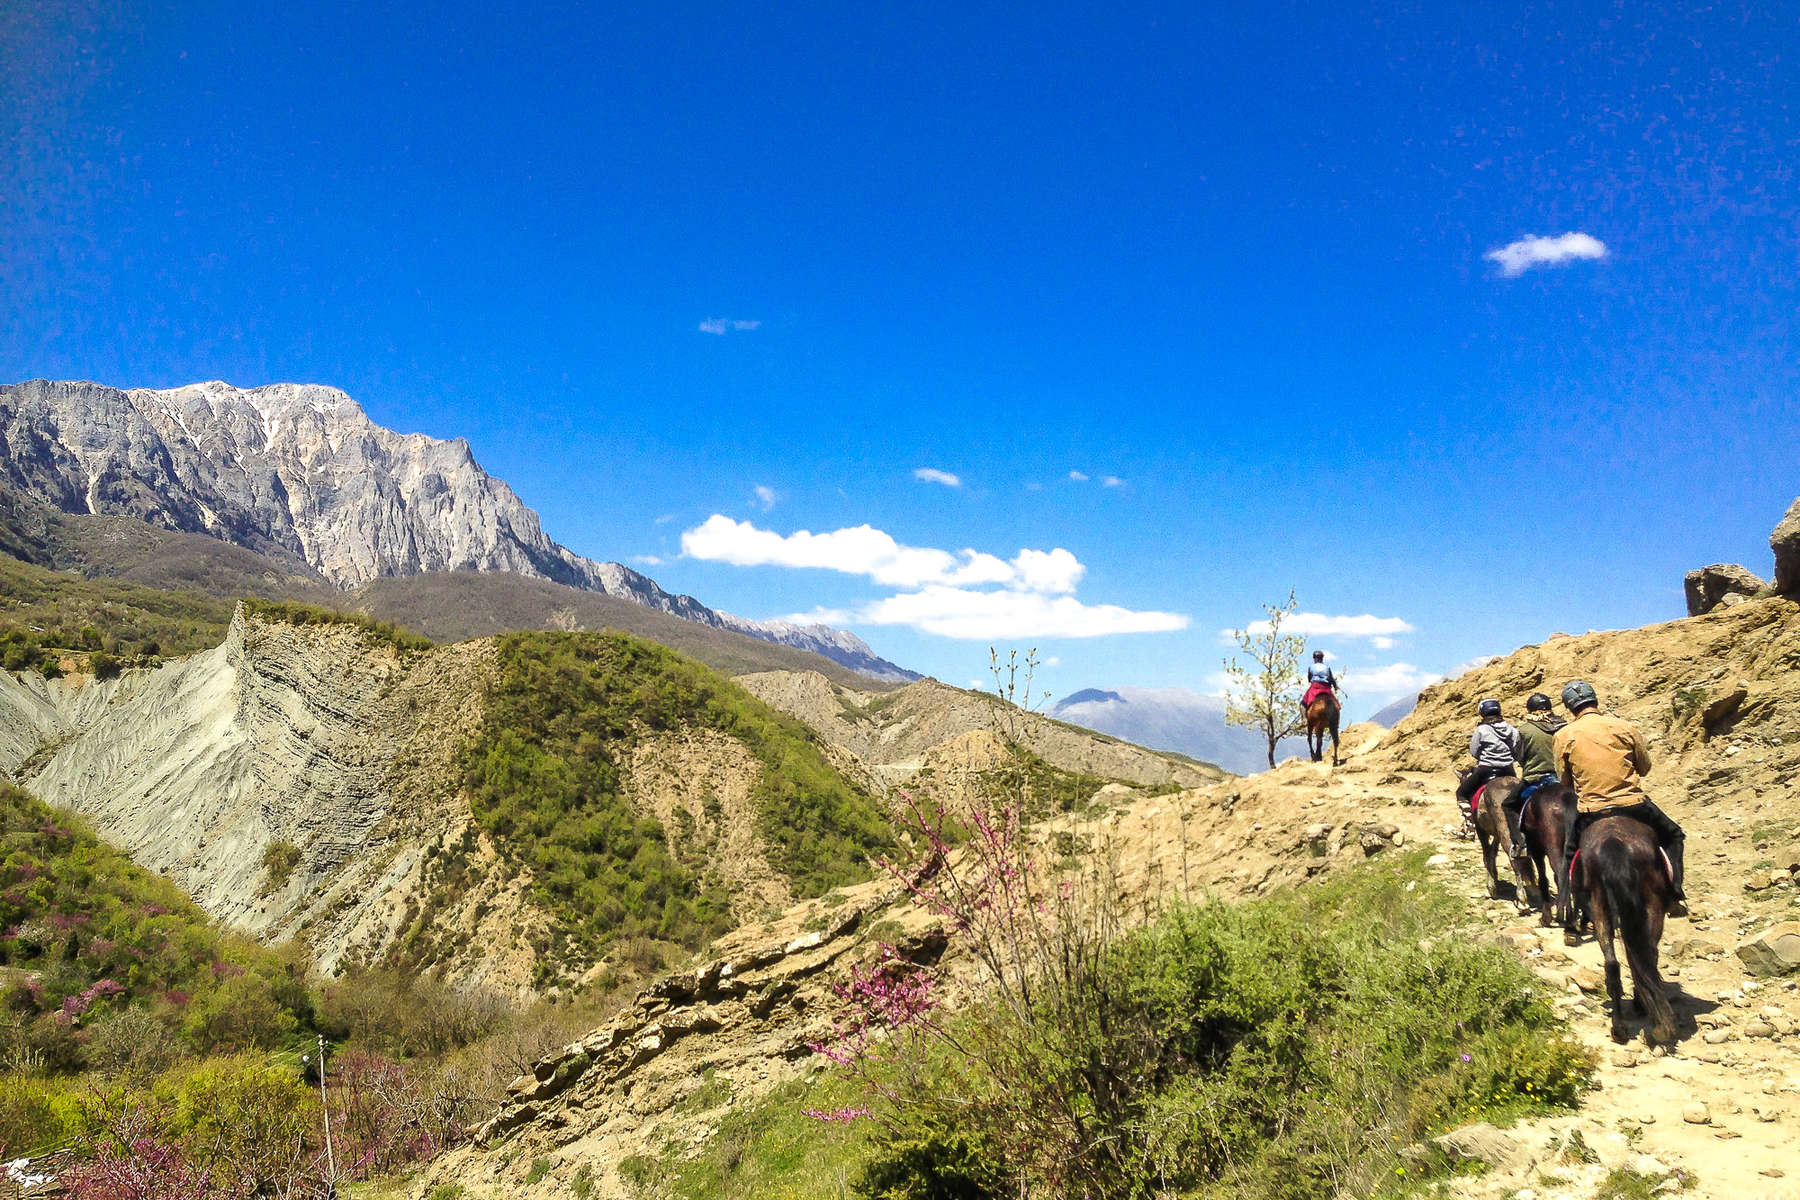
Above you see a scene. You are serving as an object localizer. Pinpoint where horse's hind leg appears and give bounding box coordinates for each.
[1591,900,1630,1044]
[1479,828,1502,899]
[1532,851,1554,926]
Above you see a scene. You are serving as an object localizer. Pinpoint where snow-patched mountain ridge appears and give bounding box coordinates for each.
[0,379,915,680]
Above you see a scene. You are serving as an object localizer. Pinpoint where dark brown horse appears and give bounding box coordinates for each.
[1574,814,1678,1047]
[1304,693,1340,766]
[1516,780,1580,931]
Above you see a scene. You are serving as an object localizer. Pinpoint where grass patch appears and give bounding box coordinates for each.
[644,1076,872,1200]
[1594,1166,1691,1199]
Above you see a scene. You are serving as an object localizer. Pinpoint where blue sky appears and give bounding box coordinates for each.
[4,1,1796,717]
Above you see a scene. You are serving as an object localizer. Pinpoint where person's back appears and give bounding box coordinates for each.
[1516,693,1565,783]
[1454,698,1520,831]
[1553,709,1651,811]
[1553,680,1686,920]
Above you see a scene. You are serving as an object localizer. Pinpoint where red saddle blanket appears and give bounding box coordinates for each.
[1302,682,1335,708]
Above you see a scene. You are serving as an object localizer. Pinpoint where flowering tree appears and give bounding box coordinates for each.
[1223,588,1307,769]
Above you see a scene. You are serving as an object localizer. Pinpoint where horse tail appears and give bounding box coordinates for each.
[1594,835,1675,1038]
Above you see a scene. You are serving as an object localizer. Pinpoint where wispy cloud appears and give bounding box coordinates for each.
[1068,470,1089,482]
[699,317,763,334]
[631,554,666,566]
[912,467,962,488]
[1100,475,1124,488]
[682,514,1187,639]
[1223,612,1415,643]
[1485,232,1607,277]
[752,485,777,511]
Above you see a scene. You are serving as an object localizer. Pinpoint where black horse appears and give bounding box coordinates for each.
[1574,814,1678,1047]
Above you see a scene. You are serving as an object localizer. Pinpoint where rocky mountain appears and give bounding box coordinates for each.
[1047,685,1304,774]
[0,379,916,680]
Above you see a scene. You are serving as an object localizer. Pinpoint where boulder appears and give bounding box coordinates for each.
[1775,497,1800,595]
[1431,1122,1527,1170]
[1736,922,1800,977]
[1684,563,1766,615]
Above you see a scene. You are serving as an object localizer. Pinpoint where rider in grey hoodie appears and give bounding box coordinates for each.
[1454,698,1522,818]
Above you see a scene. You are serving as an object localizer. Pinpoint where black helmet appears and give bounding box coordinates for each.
[1561,680,1599,713]
[1313,650,1325,661]
[1477,698,1502,719]
[1526,692,1553,712]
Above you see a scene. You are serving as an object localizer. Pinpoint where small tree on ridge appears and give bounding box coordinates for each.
[1223,589,1306,769]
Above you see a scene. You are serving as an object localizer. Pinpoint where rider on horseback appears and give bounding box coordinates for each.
[1455,698,1520,829]
[1506,692,1566,844]
[1301,651,1339,715]
[1554,680,1688,918]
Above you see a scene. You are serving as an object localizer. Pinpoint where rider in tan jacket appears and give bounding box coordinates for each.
[1553,680,1687,916]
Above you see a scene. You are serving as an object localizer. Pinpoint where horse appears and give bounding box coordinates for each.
[1515,779,1580,931]
[1304,692,1340,766]
[1461,771,1532,911]
[1574,814,1678,1047]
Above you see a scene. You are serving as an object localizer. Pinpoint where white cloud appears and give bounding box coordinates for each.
[684,514,1184,640]
[1101,476,1124,488]
[699,317,763,334]
[912,467,962,488]
[788,587,1188,640]
[1225,611,1415,643]
[631,554,666,566]
[681,515,1087,593]
[1350,662,1439,698]
[752,485,777,511]
[1068,470,1089,482]
[1448,654,1500,677]
[1484,232,1607,278]
[1043,655,1061,667]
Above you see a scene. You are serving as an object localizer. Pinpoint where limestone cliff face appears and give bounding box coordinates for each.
[0,379,917,681]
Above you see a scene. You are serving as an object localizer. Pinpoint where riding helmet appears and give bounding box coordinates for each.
[1477,698,1502,719]
[1561,680,1599,713]
[1526,692,1553,712]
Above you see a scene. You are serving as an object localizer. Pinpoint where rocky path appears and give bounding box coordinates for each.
[1423,828,1800,1200]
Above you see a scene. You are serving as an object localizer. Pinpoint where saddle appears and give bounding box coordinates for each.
[1302,682,1335,709]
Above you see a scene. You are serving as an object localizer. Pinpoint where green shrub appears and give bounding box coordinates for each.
[240,598,433,652]
[88,650,121,679]
[261,840,302,890]
[850,853,1595,1200]
[525,1156,552,1184]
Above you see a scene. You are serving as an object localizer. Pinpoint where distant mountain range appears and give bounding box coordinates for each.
[1048,686,1308,775]
[0,379,916,681]
[1369,692,1421,727]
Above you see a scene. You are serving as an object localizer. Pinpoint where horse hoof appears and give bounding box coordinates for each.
[1563,931,1582,948]
[1611,1027,1630,1045]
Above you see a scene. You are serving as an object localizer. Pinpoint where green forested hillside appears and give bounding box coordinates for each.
[0,784,313,1073]
[461,631,893,962]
